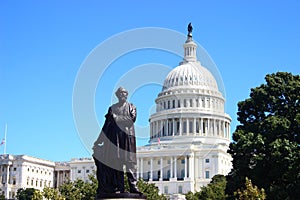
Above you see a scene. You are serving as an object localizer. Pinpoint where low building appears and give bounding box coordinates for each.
[0,154,55,199]
[69,157,95,182]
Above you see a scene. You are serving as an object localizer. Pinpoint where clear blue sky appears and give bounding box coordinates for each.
[1,1,299,161]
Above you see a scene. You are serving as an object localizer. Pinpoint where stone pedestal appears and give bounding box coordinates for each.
[96,193,147,200]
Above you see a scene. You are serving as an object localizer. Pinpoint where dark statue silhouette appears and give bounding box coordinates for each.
[93,87,144,199]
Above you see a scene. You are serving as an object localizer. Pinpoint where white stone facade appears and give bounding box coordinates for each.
[0,154,55,199]
[69,158,95,182]
[137,31,232,196]
[0,155,96,199]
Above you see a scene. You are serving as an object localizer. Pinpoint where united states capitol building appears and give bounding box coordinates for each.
[0,26,232,200]
[136,26,232,195]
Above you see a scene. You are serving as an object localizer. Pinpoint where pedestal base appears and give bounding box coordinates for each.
[96,193,147,200]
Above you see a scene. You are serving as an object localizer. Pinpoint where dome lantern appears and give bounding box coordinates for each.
[183,23,197,63]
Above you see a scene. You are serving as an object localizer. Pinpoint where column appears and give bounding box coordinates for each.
[223,121,226,138]
[160,157,163,181]
[218,120,221,137]
[170,157,173,179]
[184,156,187,179]
[189,154,194,180]
[214,119,216,136]
[57,170,60,187]
[200,118,203,136]
[193,118,196,135]
[198,156,202,178]
[186,118,189,135]
[174,157,177,179]
[165,120,168,136]
[140,158,144,179]
[160,120,163,137]
[228,123,231,139]
[150,158,153,181]
[179,118,182,136]
[137,159,139,179]
[6,164,10,184]
[172,118,175,136]
[5,164,10,198]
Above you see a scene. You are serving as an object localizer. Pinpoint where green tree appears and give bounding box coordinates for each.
[16,188,36,200]
[59,174,97,200]
[186,174,227,200]
[43,187,65,200]
[137,179,167,200]
[226,72,300,199]
[32,190,43,200]
[0,189,5,200]
[234,177,266,200]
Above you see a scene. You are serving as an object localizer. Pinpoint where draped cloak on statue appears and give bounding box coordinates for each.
[92,102,137,193]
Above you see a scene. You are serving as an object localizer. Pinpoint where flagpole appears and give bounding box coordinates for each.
[4,124,7,155]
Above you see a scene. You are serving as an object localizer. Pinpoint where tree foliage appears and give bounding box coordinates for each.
[226,72,300,199]
[43,187,65,200]
[137,179,167,200]
[234,177,266,200]
[59,174,97,200]
[16,188,36,200]
[32,190,43,200]
[186,174,227,200]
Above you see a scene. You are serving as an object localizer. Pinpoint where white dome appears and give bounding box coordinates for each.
[162,62,219,92]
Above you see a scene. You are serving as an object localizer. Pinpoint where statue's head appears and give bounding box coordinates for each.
[115,87,128,103]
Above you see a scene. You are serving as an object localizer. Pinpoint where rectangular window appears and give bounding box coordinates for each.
[178,185,183,193]
[205,171,210,179]
[181,159,185,164]
[164,186,168,194]
[205,159,210,163]
[78,170,81,173]
[86,169,90,173]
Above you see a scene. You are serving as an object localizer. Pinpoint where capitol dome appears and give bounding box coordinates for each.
[162,62,219,93]
[136,24,232,195]
[148,24,231,144]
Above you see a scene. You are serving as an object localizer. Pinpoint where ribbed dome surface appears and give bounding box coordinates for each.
[162,62,218,92]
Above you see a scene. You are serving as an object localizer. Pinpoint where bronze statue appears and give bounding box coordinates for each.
[93,87,142,198]
[188,22,193,36]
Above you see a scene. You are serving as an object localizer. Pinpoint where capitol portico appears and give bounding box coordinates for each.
[136,25,232,196]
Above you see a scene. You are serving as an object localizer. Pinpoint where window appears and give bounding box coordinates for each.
[78,170,81,173]
[167,160,171,164]
[164,186,168,194]
[205,159,210,163]
[178,186,183,194]
[157,160,160,165]
[31,180,33,186]
[205,171,210,179]
[178,100,181,108]
[13,167,17,171]
[172,100,175,108]
[181,159,185,164]
[86,169,90,173]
